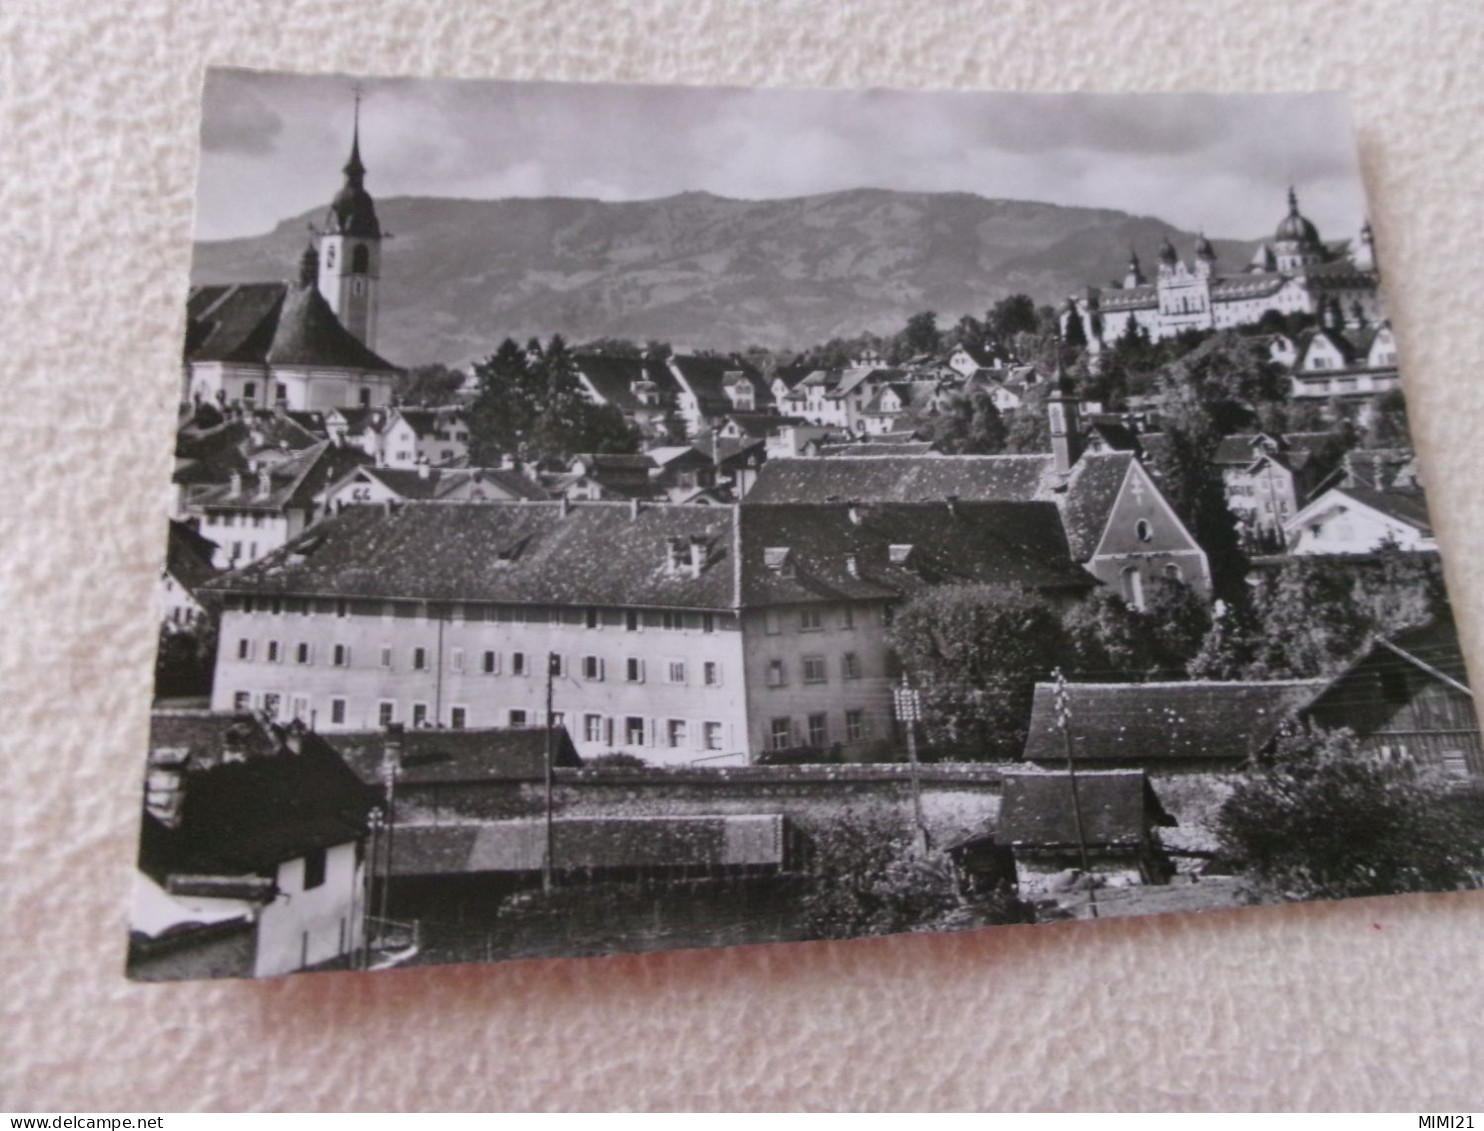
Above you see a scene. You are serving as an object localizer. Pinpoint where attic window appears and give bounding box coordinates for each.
[1135,520,1153,543]
[763,547,794,577]
[888,544,915,566]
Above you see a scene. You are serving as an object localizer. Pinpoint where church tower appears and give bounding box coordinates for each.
[317,95,382,351]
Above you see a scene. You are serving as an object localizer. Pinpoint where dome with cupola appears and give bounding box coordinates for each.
[1275,187,1321,246]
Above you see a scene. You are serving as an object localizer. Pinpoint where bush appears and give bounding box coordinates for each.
[1215,724,1484,901]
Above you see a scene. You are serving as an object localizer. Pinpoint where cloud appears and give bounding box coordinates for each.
[192,71,1369,243]
[200,70,285,156]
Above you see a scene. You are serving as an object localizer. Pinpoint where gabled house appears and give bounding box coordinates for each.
[378,407,469,468]
[1211,431,1341,542]
[744,396,1213,610]
[947,343,1004,379]
[572,354,686,438]
[184,441,371,568]
[993,769,1176,893]
[666,355,772,436]
[1285,484,1436,554]
[315,463,546,519]
[160,520,221,632]
[129,711,374,980]
[1300,619,1480,782]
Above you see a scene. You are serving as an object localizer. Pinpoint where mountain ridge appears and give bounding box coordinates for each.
[190,189,1268,366]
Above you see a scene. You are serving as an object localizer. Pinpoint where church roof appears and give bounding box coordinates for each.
[185,281,398,373]
[265,283,399,372]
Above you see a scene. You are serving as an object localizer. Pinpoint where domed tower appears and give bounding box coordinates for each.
[317,95,382,350]
[1355,219,1377,272]
[1273,187,1325,273]
[1193,232,1216,279]
[1123,248,1146,289]
[1156,235,1179,280]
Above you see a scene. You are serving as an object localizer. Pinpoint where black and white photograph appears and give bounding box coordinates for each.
[130,69,1484,981]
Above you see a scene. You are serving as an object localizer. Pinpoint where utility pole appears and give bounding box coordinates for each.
[893,676,929,854]
[1052,667,1097,918]
[543,652,558,894]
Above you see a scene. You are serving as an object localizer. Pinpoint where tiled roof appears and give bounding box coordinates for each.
[391,408,463,438]
[738,502,1092,605]
[209,501,741,610]
[1097,286,1157,312]
[140,714,373,881]
[1058,453,1134,561]
[668,354,771,415]
[1343,487,1434,535]
[472,467,551,501]
[1021,680,1325,765]
[332,727,581,785]
[185,282,398,372]
[356,466,474,501]
[265,284,399,373]
[746,455,1051,505]
[724,412,809,438]
[995,770,1174,848]
[573,354,683,412]
[1378,620,1471,689]
[817,442,939,458]
[184,284,287,364]
[165,520,220,592]
[189,442,370,514]
[1209,273,1289,301]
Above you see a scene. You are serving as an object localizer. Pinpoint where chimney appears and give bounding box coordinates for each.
[560,494,572,517]
[256,469,271,499]
[144,746,190,829]
[945,494,960,519]
[1047,355,1083,476]
[283,719,307,755]
[688,535,707,577]
[228,471,242,498]
[847,501,862,526]
[630,498,642,520]
[845,554,860,578]
[417,459,430,480]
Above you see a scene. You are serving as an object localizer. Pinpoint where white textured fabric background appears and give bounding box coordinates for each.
[4,0,1484,1112]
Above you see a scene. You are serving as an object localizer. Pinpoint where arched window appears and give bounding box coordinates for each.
[1163,563,1182,582]
[1135,519,1153,543]
[351,244,370,275]
[1121,566,1145,610]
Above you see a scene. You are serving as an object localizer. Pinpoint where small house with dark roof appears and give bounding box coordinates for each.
[1021,678,1323,862]
[160,520,220,631]
[129,711,375,980]
[993,769,1176,892]
[666,354,771,435]
[1285,484,1436,555]
[1301,619,1481,782]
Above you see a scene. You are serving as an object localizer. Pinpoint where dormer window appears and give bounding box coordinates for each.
[763,547,794,577]
[888,544,914,566]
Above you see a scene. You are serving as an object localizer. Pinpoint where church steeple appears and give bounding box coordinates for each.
[317,89,383,350]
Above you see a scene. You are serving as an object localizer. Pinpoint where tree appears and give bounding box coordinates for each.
[154,619,218,700]
[1145,381,1250,604]
[799,808,967,940]
[1061,590,1158,679]
[1187,598,1261,680]
[1004,384,1051,454]
[898,311,942,359]
[1061,306,1088,348]
[467,337,540,464]
[947,314,986,351]
[1143,576,1212,673]
[1362,388,1411,449]
[1215,724,1484,901]
[931,389,1007,455]
[988,294,1039,342]
[527,335,640,459]
[394,363,467,406]
[1247,558,1370,678]
[890,585,1066,759]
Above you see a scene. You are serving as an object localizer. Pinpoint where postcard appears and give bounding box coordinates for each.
[131,70,1481,980]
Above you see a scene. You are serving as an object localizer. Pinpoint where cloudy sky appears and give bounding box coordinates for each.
[196,68,1372,244]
